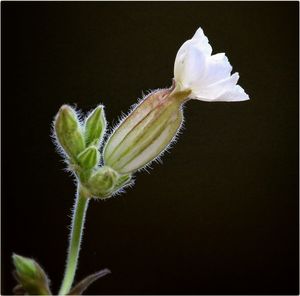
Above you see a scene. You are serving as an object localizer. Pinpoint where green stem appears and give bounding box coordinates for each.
[59,185,89,295]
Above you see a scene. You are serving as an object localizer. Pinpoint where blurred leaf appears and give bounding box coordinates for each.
[68,269,111,295]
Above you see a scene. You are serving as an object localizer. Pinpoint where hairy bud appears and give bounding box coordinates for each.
[88,166,118,198]
[86,166,131,198]
[54,105,85,160]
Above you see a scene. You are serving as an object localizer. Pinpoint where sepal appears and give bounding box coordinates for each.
[84,105,106,148]
[77,146,100,169]
[113,174,132,192]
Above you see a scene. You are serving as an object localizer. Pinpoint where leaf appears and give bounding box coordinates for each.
[67,269,111,295]
[12,284,25,295]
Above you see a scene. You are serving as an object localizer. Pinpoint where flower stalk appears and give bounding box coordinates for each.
[59,185,90,295]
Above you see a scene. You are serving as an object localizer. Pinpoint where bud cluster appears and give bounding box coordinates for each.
[54,105,132,199]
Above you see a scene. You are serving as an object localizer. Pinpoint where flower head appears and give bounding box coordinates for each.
[174,27,250,102]
[103,27,250,176]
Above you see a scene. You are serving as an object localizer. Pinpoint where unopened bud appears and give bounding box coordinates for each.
[88,166,118,198]
[77,146,100,169]
[84,105,106,147]
[13,254,37,279]
[54,105,85,160]
[103,85,191,174]
[12,254,51,295]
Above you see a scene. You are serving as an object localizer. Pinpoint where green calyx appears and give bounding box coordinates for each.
[87,166,132,199]
[77,166,132,199]
[103,85,192,174]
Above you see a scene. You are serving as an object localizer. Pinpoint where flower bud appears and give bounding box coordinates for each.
[77,146,100,169]
[103,85,191,174]
[12,254,51,295]
[88,166,119,198]
[13,254,37,279]
[84,105,106,147]
[54,105,85,160]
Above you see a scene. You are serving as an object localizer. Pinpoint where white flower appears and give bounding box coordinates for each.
[103,27,250,175]
[174,27,250,102]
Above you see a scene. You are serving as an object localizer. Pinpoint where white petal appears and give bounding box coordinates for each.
[192,73,239,101]
[213,85,250,102]
[174,40,207,89]
[203,53,232,85]
[191,27,212,56]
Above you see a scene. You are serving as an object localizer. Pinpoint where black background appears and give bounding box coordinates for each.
[1,2,299,295]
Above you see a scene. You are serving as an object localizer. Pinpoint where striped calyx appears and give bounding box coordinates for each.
[103,84,191,174]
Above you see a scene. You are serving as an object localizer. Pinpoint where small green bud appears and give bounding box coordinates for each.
[54,105,85,160]
[13,254,37,279]
[77,146,100,169]
[12,254,51,295]
[88,166,118,198]
[84,105,106,147]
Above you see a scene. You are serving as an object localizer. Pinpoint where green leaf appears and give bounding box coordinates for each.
[67,269,111,295]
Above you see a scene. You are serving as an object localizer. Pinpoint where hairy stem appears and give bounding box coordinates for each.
[59,185,89,295]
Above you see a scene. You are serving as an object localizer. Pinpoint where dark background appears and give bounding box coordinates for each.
[1,2,299,295]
